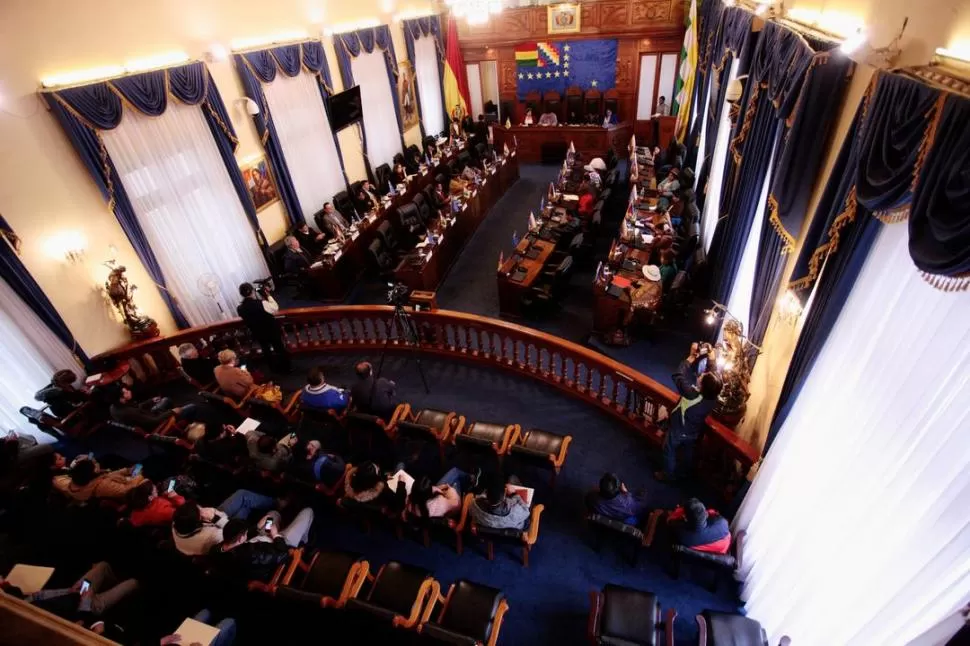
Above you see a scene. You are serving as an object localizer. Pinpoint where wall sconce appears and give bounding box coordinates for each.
[45,231,87,264]
[775,289,804,325]
[234,97,260,115]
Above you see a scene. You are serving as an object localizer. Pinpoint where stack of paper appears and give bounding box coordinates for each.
[6,565,55,594]
[506,485,535,507]
[173,618,221,646]
[235,418,261,435]
[386,470,415,495]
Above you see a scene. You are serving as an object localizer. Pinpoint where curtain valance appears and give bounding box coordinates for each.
[238,41,335,90]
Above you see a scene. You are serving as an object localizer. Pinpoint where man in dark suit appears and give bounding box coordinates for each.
[282,236,312,275]
[316,203,351,241]
[473,114,488,150]
[291,222,325,256]
[354,182,381,214]
[237,283,290,372]
[349,361,399,421]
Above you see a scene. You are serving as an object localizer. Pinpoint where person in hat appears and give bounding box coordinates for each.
[630,265,663,312]
[589,157,607,172]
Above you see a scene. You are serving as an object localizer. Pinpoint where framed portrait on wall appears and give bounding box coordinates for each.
[240,157,279,212]
[548,3,581,35]
[398,60,419,131]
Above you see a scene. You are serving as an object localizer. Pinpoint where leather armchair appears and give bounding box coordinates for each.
[247,390,301,429]
[398,203,424,236]
[407,492,475,555]
[377,221,400,255]
[333,190,358,220]
[276,549,369,609]
[469,501,544,567]
[197,390,248,425]
[368,239,395,275]
[393,404,464,464]
[645,512,741,593]
[412,193,431,225]
[509,427,572,487]
[587,513,648,566]
[418,579,509,646]
[453,421,516,461]
[696,610,790,646]
[587,584,674,646]
[374,164,392,194]
[345,561,438,629]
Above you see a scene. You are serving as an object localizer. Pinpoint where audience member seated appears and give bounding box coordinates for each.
[214,350,254,401]
[392,160,408,185]
[282,235,313,274]
[292,221,325,256]
[178,344,218,387]
[601,108,617,127]
[659,249,678,291]
[34,369,87,418]
[319,202,352,240]
[109,386,192,429]
[349,361,398,420]
[355,181,382,214]
[433,181,450,210]
[578,181,595,219]
[209,508,314,583]
[469,475,531,530]
[195,423,249,467]
[53,455,147,503]
[343,461,407,511]
[656,346,723,481]
[300,366,349,414]
[171,489,277,556]
[408,466,480,520]
[290,440,346,486]
[2,561,139,620]
[522,108,534,126]
[449,170,469,195]
[667,498,731,554]
[538,110,558,126]
[247,430,296,473]
[127,480,185,528]
[161,609,236,646]
[585,472,650,526]
[461,163,482,184]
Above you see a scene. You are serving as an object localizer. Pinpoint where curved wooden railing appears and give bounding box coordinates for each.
[93,306,758,498]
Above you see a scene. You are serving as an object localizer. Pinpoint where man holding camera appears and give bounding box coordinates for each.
[655,342,722,482]
[237,282,290,373]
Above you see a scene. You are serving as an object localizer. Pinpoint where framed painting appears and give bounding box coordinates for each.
[548,3,581,35]
[240,157,279,212]
[398,60,420,130]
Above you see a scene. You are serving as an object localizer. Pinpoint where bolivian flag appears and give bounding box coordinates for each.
[444,16,471,120]
[515,42,539,67]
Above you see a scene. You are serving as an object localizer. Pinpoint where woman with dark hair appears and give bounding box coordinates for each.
[407,467,479,519]
[343,461,406,512]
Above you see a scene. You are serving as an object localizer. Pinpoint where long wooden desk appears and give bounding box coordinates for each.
[497,237,556,318]
[492,122,633,164]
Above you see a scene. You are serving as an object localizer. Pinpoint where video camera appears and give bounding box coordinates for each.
[386,282,410,307]
[253,277,275,300]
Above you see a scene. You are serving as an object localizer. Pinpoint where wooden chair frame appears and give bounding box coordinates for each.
[453,421,516,457]
[695,613,791,646]
[280,549,371,609]
[394,403,465,463]
[509,428,573,486]
[587,589,675,646]
[470,503,545,567]
[417,582,510,646]
[361,564,439,629]
[247,547,299,594]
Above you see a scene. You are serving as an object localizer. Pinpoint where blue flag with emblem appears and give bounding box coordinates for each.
[515,39,617,100]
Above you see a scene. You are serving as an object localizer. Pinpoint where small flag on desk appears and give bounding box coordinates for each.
[629,134,636,154]
[548,182,556,200]
[513,135,518,148]
[568,141,575,154]
[528,211,538,231]
[498,251,504,270]
[426,153,432,166]
[540,195,545,212]
[388,181,396,196]
[630,185,638,205]
[503,142,510,156]
[512,230,520,247]
[505,117,511,128]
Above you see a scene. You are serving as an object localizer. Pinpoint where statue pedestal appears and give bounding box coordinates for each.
[130,321,160,341]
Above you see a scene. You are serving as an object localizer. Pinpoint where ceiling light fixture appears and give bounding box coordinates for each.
[447,0,504,26]
[230,30,309,51]
[323,19,381,36]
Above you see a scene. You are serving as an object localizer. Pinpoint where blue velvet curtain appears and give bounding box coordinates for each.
[402,16,446,140]
[0,217,89,366]
[233,40,349,226]
[333,25,406,180]
[747,50,854,345]
[684,0,724,169]
[41,62,265,328]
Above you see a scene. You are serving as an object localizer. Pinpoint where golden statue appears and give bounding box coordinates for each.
[713,318,755,420]
[104,261,159,339]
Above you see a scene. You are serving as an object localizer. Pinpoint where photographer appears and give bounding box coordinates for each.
[237,282,289,373]
[655,342,722,482]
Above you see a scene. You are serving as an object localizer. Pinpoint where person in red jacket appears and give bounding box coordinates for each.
[577,181,595,219]
[127,481,185,528]
[666,497,731,554]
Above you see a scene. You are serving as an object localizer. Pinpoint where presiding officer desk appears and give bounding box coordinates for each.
[491,121,633,164]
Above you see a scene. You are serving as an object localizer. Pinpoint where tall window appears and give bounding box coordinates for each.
[351,50,403,170]
[413,36,445,136]
[263,71,346,220]
[102,102,270,326]
[0,277,80,443]
[701,58,740,254]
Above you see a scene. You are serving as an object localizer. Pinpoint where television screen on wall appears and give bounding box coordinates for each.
[327,86,363,132]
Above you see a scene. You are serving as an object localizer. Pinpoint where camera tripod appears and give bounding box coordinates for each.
[373,303,431,396]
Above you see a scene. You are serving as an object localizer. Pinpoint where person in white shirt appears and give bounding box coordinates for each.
[656,96,670,116]
[171,489,276,556]
[523,108,534,126]
[538,110,558,126]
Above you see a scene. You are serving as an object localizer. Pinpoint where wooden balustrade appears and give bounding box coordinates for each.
[93,306,758,498]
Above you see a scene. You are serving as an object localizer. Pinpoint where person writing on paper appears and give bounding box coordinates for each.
[237,283,290,373]
[586,472,650,526]
[209,506,315,583]
[656,95,670,116]
[522,107,534,126]
[342,461,407,511]
[52,455,147,503]
[213,350,255,401]
[408,467,480,519]
[171,488,277,556]
[470,474,531,530]
[602,109,617,127]
[292,221,325,256]
[300,366,349,414]
[127,480,185,528]
[35,369,87,419]
[350,361,398,420]
[247,430,297,474]
[538,109,558,126]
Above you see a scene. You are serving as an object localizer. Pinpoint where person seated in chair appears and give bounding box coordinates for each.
[318,202,351,241]
[247,430,297,474]
[282,235,313,275]
[209,508,314,583]
[449,169,469,195]
[109,386,195,430]
[656,346,723,482]
[666,497,731,554]
[349,361,398,420]
[538,109,558,126]
[469,474,531,530]
[601,108,618,127]
[214,350,254,401]
[35,369,87,419]
[292,221,325,256]
[407,147,423,173]
[355,181,382,214]
[300,366,349,414]
[658,249,678,291]
[460,163,482,184]
[3,561,140,621]
[195,423,249,467]
[433,181,451,210]
[408,466,480,520]
[52,455,147,503]
[343,461,407,511]
[424,140,439,161]
[578,180,595,219]
[178,344,218,387]
[585,472,650,526]
[290,440,346,487]
[171,489,277,556]
[522,108,535,126]
[392,159,408,185]
[127,480,185,528]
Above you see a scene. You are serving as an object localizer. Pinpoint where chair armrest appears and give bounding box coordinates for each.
[419,581,447,625]
[439,412,457,442]
[496,424,518,455]
[664,608,676,646]
[336,560,369,608]
[392,578,439,629]
[281,548,304,586]
[316,463,352,498]
[523,504,544,546]
[695,615,707,646]
[58,401,92,428]
[155,417,177,437]
[488,598,510,646]
[450,415,466,442]
[552,435,572,467]
[238,386,257,408]
[642,509,665,547]
[588,591,604,641]
[451,493,475,531]
[389,403,411,434]
[281,390,301,415]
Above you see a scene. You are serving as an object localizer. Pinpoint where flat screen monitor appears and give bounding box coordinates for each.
[327,85,363,132]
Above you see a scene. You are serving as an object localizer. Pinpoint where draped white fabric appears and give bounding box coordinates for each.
[0,277,80,443]
[263,70,346,220]
[701,59,740,254]
[350,50,402,170]
[725,143,776,332]
[103,102,269,326]
[693,75,713,184]
[414,35,445,136]
[735,222,970,646]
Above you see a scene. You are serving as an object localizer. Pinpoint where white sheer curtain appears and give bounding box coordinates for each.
[351,50,402,170]
[735,222,970,646]
[0,277,81,443]
[414,36,445,136]
[693,75,713,183]
[103,102,269,326]
[264,71,346,220]
[701,58,740,254]
[725,144,777,331]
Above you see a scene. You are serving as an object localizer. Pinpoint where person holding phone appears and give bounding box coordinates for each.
[209,506,315,584]
[127,480,186,528]
[52,456,147,503]
[14,561,139,619]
